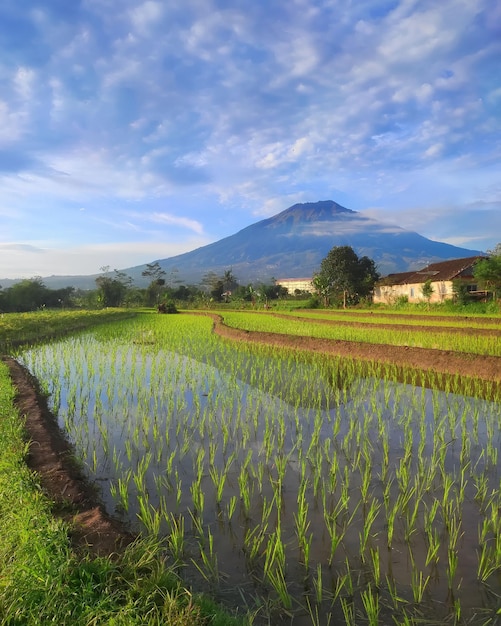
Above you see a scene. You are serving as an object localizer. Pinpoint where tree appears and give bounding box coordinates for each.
[201,269,239,302]
[2,277,49,312]
[142,262,167,306]
[421,279,434,308]
[452,279,471,305]
[311,273,331,307]
[474,245,501,299]
[313,246,380,307]
[142,261,166,282]
[95,268,132,307]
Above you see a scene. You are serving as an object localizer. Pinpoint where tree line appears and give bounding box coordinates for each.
[2,244,500,313]
[0,263,290,313]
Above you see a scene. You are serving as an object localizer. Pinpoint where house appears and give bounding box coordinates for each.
[275,277,314,294]
[373,256,487,304]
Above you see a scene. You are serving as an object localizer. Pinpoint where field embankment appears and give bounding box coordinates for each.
[209,310,501,385]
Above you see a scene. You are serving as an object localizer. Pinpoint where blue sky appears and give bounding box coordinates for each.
[0,0,500,279]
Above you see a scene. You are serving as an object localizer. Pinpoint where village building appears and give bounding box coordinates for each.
[275,277,314,294]
[373,256,487,304]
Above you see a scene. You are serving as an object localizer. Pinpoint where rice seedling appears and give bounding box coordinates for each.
[411,568,431,604]
[361,584,380,626]
[12,310,501,625]
[166,513,186,563]
[220,311,501,356]
[340,596,356,626]
[359,498,381,561]
[263,530,292,610]
[193,527,220,589]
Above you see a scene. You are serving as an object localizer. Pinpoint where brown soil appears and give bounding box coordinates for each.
[2,313,500,559]
[270,312,501,337]
[209,314,501,384]
[2,356,134,558]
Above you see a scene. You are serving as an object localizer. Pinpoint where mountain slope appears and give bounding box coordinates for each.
[145,200,484,285]
[13,200,484,289]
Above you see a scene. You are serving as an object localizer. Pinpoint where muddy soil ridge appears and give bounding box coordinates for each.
[210,314,501,384]
[2,356,133,557]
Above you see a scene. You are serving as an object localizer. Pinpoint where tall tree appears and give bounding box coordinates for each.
[2,277,49,312]
[474,244,501,299]
[95,268,132,307]
[201,269,239,302]
[142,262,167,306]
[313,246,380,307]
[142,262,166,283]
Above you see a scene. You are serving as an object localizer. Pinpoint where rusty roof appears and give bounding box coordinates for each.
[377,256,486,286]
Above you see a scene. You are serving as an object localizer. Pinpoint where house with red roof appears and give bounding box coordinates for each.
[373,256,487,304]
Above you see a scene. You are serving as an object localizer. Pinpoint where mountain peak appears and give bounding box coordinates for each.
[270,200,354,225]
[29,199,485,289]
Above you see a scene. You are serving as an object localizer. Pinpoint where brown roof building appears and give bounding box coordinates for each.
[373,256,487,304]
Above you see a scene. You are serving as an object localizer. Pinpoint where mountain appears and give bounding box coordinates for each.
[5,200,485,289]
[130,200,484,285]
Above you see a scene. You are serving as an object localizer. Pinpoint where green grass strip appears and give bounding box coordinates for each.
[280,309,501,329]
[0,360,245,626]
[0,309,137,352]
[221,311,501,357]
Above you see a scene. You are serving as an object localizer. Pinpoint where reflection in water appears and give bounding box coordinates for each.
[17,318,501,625]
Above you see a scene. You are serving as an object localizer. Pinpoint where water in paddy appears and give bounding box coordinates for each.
[18,326,501,625]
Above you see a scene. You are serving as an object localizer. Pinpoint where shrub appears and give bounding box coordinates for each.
[158,301,178,314]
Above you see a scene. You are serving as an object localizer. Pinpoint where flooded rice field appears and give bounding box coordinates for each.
[16,315,501,625]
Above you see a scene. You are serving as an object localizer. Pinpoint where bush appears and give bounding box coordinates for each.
[394,295,409,308]
[305,296,321,309]
[157,301,178,314]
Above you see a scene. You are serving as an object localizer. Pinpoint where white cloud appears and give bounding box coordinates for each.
[423,143,443,159]
[0,100,26,143]
[129,1,164,35]
[0,239,211,280]
[149,212,205,235]
[14,67,36,101]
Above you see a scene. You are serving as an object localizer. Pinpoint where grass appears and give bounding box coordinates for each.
[219,310,501,356]
[0,358,245,625]
[278,308,501,329]
[0,308,136,351]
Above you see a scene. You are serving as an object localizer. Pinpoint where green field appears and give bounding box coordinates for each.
[2,308,501,625]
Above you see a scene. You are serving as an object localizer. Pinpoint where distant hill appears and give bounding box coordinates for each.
[3,200,485,289]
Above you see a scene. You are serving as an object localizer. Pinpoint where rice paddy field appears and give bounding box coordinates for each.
[10,309,501,625]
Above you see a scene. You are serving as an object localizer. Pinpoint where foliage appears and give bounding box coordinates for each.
[221,310,501,355]
[305,295,321,308]
[474,244,501,298]
[0,278,74,312]
[12,312,501,625]
[142,262,167,306]
[0,309,135,352]
[201,269,239,302]
[421,279,434,304]
[158,300,179,314]
[95,267,134,308]
[313,246,380,306]
[452,279,471,305]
